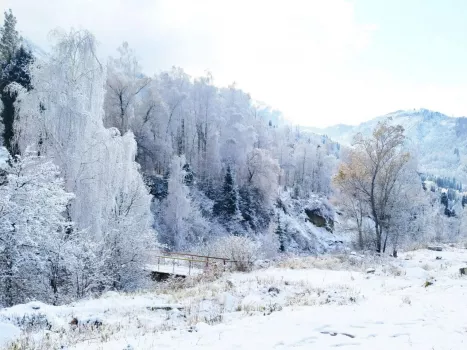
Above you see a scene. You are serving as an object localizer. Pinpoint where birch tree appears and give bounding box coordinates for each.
[0,152,73,306]
[104,42,150,134]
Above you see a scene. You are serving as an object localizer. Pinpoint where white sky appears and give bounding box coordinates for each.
[5,0,467,127]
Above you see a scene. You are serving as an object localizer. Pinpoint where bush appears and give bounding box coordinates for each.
[203,235,259,272]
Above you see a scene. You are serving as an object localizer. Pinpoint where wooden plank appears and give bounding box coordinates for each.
[164,251,231,261]
[152,256,208,264]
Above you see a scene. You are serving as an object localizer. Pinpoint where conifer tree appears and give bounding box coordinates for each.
[441,192,448,208]
[275,215,286,252]
[0,10,20,62]
[213,165,239,222]
[0,10,33,155]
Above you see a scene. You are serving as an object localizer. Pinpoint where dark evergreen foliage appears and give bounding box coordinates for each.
[238,185,271,232]
[213,166,239,221]
[182,163,194,186]
[440,192,448,208]
[144,174,168,200]
[0,16,34,156]
[421,173,463,192]
[275,216,286,252]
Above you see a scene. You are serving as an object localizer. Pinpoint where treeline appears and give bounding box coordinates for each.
[0,11,338,306]
[421,173,463,192]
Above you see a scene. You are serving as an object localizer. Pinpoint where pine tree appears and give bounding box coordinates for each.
[239,185,254,229]
[275,215,286,252]
[213,165,239,222]
[441,192,448,208]
[239,185,271,232]
[182,162,194,186]
[0,10,20,62]
[0,10,34,155]
[1,47,33,155]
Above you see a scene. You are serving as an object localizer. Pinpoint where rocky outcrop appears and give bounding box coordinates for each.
[304,208,334,232]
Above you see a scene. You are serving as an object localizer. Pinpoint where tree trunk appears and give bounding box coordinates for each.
[374,221,381,253]
[382,227,389,253]
[358,228,364,250]
[370,169,381,253]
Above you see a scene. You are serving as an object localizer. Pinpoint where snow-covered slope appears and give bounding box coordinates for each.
[0,147,8,169]
[308,109,467,180]
[2,245,467,349]
[276,192,347,254]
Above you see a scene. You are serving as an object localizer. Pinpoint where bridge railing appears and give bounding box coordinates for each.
[147,251,237,276]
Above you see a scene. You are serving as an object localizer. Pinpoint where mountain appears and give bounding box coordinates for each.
[307,109,467,181]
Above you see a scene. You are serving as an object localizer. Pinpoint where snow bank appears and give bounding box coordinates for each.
[1,245,466,349]
[0,322,20,348]
[0,146,8,169]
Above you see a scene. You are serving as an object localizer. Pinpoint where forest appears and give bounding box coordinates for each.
[0,9,465,308]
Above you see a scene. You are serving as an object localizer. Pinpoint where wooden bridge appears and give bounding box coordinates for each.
[146,251,235,280]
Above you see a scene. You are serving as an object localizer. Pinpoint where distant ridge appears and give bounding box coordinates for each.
[307,109,467,181]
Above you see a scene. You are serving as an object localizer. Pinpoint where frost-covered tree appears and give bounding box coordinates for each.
[102,135,155,290]
[275,215,286,252]
[213,165,241,225]
[0,10,33,155]
[156,154,211,250]
[381,158,431,255]
[160,155,192,250]
[104,42,151,134]
[245,148,280,203]
[15,29,156,293]
[0,9,20,62]
[0,152,73,306]
[334,120,412,253]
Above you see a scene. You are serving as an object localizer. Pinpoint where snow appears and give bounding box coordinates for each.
[277,191,347,254]
[0,147,8,169]
[310,108,467,182]
[0,322,20,348]
[1,246,467,349]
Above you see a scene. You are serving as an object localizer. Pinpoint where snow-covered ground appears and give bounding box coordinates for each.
[2,245,467,349]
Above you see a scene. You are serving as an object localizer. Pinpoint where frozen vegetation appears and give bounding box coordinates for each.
[1,9,467,350]
[1,245,467,349]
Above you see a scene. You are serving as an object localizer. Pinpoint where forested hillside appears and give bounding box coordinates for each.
[0,9,466,312]
[309,108,467,181]
[3,3,467,349]
[0,11,341,307]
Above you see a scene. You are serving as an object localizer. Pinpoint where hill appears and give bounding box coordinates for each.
[308,109,467,181]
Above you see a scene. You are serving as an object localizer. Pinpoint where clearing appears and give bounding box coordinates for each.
[1,246,466,349]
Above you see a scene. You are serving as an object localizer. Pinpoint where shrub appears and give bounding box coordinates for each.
[203,235,259,272]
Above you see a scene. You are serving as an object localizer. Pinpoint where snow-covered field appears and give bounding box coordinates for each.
[2,246,467,349]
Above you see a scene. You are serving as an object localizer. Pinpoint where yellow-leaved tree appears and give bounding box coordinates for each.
[334,119,411,253]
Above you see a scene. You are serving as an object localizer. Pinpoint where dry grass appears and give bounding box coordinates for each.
[4,254,369,349]
[276,253,384,273]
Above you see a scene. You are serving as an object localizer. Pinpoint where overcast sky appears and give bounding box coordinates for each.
[5,0,467,127]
